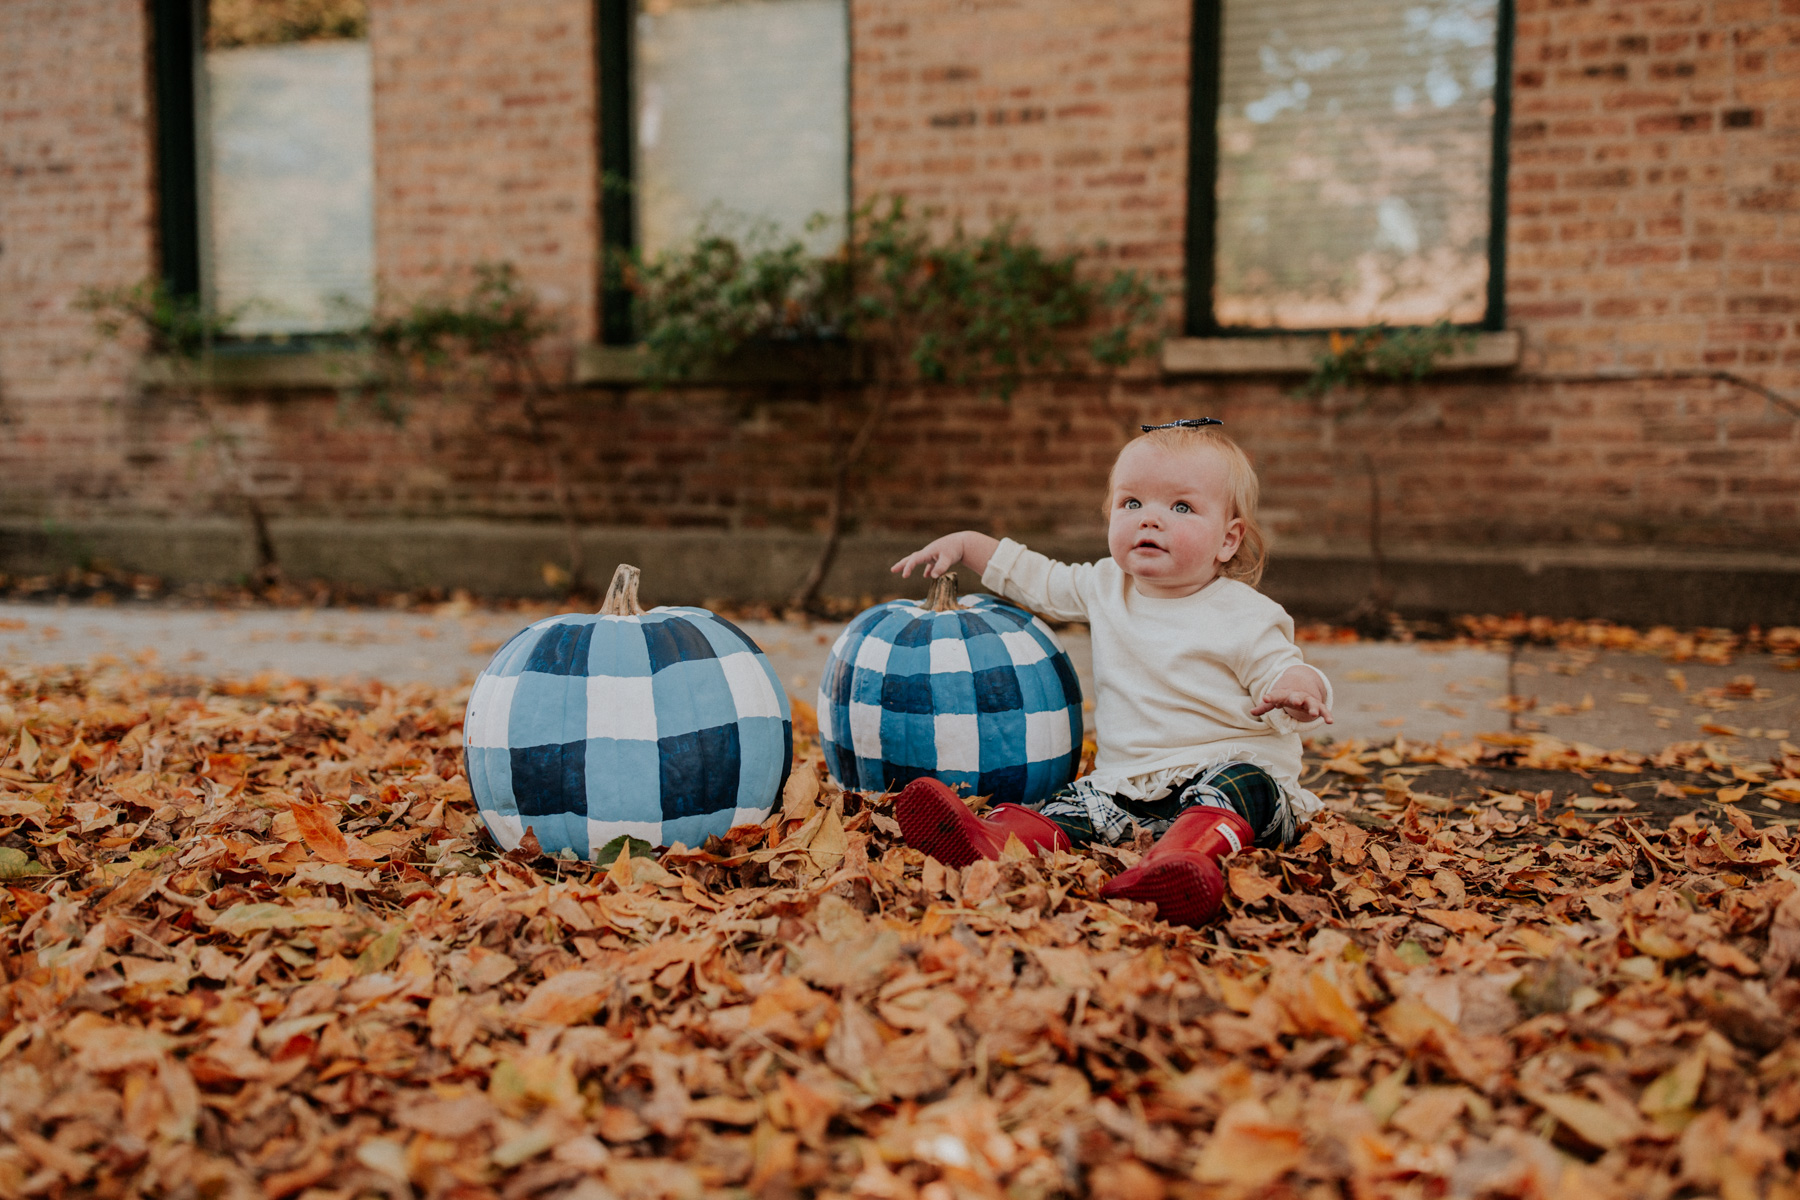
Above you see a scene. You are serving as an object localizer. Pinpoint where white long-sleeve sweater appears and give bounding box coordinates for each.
[982,539,1332,817]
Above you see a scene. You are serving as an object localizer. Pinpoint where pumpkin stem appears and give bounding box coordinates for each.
[600,563,646,616]
[925,572,960,613]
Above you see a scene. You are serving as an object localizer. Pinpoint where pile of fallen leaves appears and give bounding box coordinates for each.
[5,666,1800,1200]
[1447,616,1800,666]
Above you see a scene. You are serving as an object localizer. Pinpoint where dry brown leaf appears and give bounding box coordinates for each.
[1521,1086,1644,1150]
[1192,1100,1304,1186]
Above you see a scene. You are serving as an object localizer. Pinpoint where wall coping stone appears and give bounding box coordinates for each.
[137,348,373,390]
[137,330,1524,390]
[1162,330,1521,376]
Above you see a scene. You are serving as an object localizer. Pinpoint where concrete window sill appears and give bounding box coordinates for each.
[137,348,372,390]
[137,330,1523,389]
[1161,329,1521,376]
[576,341,861,386]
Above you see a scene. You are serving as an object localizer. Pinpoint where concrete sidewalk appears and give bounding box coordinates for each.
[1,600,1793,755]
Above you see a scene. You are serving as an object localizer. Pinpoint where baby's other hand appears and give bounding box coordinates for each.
[892,533,965,579]
[1250,666,1333,724]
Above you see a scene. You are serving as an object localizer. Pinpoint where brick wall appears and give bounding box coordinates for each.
[372,0,600,351]
[1509,0,1800,377]
[0,0,156,515]
[850,0,1191,294]
[0,0,1796,585]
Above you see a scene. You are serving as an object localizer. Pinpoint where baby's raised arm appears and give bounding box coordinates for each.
[891,531,1001,580]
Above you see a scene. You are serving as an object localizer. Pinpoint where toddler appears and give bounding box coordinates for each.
[888,419,1332,927]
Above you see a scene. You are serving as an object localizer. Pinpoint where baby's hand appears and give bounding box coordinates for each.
[892,531,998,579]
[1250,666,1333,725]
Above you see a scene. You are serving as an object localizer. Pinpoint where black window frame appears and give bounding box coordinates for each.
[598,0,636,345]
[148,0,372,348]
[1182,0,1514,338]
[151,0,203,304]
[594,0,855,347]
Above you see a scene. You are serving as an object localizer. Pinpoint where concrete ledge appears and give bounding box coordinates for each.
[138,348,373,390]
[3,518,1796,626]
[575,341,862,386]
[1162,329,1521,376]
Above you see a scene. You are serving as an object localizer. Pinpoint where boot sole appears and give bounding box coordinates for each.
[1104,857,1225,928]
[894,778,990,869]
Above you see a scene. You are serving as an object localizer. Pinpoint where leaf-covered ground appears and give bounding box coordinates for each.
[4,665,1800,1200]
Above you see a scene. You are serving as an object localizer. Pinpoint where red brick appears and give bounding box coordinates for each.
[5,0,1800,562]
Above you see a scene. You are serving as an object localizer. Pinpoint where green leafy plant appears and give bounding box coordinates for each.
[625,198,1165,610]
[75,280,284,584]
[631,199,1162,396]
[75,279,241,360]
[1297,319,1474,402]
[361,265,584,592]
[630,225,832,382]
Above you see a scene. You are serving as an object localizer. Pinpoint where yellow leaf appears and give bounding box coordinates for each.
[1521,1087,1643,1149]
[210,903,350,936]
[355,928,403,975]
[1628,921,1692,960]
[1363,1065,1410,1124]
[16,725,39,773]
[1639,1051,1705,1119]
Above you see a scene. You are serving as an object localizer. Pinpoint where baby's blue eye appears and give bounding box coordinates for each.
[1173,502,1192,514]
[1123,499,1141,510]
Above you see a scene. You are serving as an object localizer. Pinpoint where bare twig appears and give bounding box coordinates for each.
[515,348,585,593]
[786,382,890,614]
[1521,368,1800,420]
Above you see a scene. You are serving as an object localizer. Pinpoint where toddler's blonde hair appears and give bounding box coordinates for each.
[1107,425,1268,586]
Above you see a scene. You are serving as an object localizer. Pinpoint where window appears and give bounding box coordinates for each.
[1185,0,1511,334]
[600,0,850,342]
[152,0,375,336]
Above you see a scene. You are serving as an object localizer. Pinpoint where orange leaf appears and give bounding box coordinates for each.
[1229,865,1283,904]
[1193,1100,1305,1186]
[288,797,349,864]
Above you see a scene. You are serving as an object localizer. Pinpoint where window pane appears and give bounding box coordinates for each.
[203,37,374,333]
[636,0,849,258]
[1213,0,1497,329]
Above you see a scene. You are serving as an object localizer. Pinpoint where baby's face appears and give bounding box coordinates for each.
[1106,442,1245,598]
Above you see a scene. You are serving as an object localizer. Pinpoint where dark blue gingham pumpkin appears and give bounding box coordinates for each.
[463,565,791,858]
[817,575,1083,806]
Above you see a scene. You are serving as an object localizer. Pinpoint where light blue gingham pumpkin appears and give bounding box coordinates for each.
[463,565,791,858]
[816,575,1082,806]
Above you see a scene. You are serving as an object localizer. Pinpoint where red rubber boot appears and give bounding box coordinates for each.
[894,777,1071,868]
[1099,807,1255,928]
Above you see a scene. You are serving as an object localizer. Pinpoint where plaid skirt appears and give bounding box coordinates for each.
[1035,760,1296,849]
